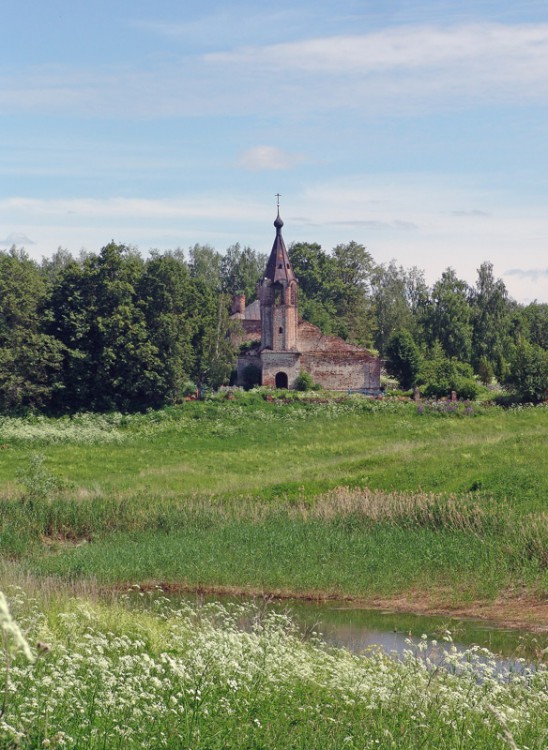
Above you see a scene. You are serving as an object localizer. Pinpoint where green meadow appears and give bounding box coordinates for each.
[2,393,548,748]
[1,394,547,609]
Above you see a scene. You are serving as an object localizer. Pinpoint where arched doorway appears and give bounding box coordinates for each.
[275,371,288,389]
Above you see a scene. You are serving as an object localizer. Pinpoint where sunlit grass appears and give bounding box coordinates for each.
[1,396,547,608]
[2,589,547,750]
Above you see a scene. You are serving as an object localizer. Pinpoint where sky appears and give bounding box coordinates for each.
[1,0,548,304]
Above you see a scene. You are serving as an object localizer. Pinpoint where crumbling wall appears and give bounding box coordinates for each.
[302,351,380,390]
[260,351,301,388]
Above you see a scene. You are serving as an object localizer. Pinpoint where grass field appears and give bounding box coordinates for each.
[1,393,547,614]
[2,393,547,748]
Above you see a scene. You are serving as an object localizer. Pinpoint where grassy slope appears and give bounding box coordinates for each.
[1,396,547,614]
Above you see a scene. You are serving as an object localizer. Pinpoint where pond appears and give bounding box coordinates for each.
[133,590,546,664]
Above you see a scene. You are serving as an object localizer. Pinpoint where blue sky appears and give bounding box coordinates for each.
[1,0,548,302]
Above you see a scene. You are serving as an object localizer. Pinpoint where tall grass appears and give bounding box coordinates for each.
[1,397,547,610]
[5,486,545,604]
[2,590,547,749]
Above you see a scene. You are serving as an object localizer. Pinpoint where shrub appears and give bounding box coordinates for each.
[385,330,422,390]
[242,364,262,390]
[294,370,318,391]
[418,343,479,400]
[504,340,548,402]
[181,380,198,398]
[478,357,494,386]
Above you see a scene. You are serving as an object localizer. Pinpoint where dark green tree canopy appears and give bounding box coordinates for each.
[0,234,545,413]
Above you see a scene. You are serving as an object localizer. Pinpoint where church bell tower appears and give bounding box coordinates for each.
[259,209,298,351]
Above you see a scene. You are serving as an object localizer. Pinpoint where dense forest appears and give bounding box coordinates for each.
[0,239,547,413]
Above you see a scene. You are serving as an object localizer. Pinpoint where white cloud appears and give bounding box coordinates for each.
[205,23,548,107]
[0,196,265,221]
[504,267,548,280]
[0,232,35,246]
[3,22,548,118]
[236,146,304,171]
[208,23,548,75]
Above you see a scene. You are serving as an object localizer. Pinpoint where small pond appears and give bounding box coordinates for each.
[129,590,547,664]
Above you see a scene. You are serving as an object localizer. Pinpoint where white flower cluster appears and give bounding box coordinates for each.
[0,414,126,445]
[0,591,33,661]
[1,595,546,749]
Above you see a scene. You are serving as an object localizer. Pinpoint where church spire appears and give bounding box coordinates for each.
[263,204,295,284]
[259,201,299,352]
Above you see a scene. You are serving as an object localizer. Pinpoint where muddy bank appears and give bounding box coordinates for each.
[124,581,548,634]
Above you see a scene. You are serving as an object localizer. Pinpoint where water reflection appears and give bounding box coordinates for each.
[191,594,547,665]
[125,589,546,665]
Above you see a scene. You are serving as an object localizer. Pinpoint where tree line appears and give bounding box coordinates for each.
[0,242,266,413]
[0,239,546,413]
[288,242,548,401]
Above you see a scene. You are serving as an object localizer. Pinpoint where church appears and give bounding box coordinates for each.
[231,210,381,392]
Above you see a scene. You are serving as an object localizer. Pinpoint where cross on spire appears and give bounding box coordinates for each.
[275,193,282,210]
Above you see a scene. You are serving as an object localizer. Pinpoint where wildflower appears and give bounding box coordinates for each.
[0,591,33,662]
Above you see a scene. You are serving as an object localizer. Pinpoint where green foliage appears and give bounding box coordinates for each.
[469,261,512,376]
[370,262,428,355]
[41,243,238,411]
[478,356,494,386]
[288,241,375,347]
[181,380,198,397]
[220,243,267,301]
[520,302,548,350]
[0,249,65,413]
[504,339,548,402]
[385,330,422,389]
[293,370,319,391]
[188,243,222,291]
[419,268,473,362]
[16,453,63,503]
[418,342,480,400]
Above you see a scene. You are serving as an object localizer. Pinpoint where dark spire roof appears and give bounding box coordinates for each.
[263,211,296,284]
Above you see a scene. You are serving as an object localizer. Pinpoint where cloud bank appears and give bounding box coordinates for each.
[3,23,548,117]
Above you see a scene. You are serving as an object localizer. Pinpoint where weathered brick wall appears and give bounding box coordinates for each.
[296,319,381,390]
[260,351,301,388]
[230,319,261,347]
[273,305,298,351]
[297,320,370,355]
[302,352,380,390]
[232,303,381,391]
[244,300,261,320]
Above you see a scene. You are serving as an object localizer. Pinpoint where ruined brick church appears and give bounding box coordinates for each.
[231,211,381,391]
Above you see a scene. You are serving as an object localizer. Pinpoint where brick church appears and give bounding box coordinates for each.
[231,210,381,392]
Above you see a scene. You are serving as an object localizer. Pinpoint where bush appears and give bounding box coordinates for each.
[504,341,548,402]
[181,380,198,398]
[294,370,318,391]
[385,330,422,390]
[418,343,479,400]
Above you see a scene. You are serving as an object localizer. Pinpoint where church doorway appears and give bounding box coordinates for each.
[275,371,288,389]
